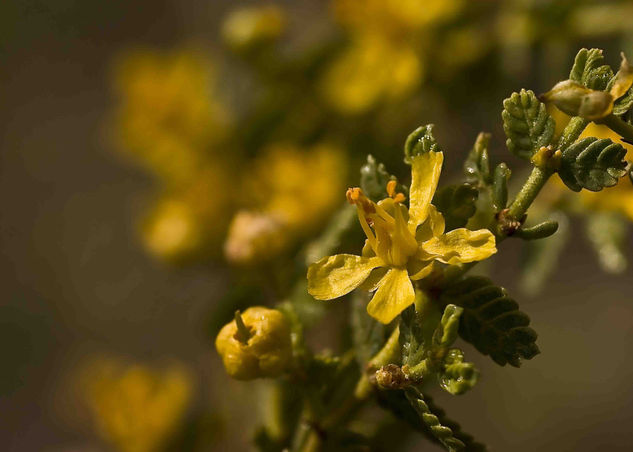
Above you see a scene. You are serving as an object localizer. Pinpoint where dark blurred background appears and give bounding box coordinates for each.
[1,1,633,451]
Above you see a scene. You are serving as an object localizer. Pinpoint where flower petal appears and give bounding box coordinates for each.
[407,259,435,281]
[358,267,389,291]
[422,229,496,265]
[308,254,384,300]
[415,204,445,243]
[408,151,444,232]
[366,268,415,324]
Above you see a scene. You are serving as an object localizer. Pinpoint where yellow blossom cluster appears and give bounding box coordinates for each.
[321,0,463,114]
[225,143,347,265]
[112,49,234,261]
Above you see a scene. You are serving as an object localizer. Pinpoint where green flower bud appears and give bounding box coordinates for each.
[541,80,613,120]
[215,307,292,380]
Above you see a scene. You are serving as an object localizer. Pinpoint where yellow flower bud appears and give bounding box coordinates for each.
[215,307,292,380]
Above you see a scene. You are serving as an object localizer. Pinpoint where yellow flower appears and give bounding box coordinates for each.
[216,307,293,380]
[307,151,496,324]
[81,358,192,452]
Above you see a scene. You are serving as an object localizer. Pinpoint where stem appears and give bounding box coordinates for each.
[354,326,401,399]
[599,114,633,144]
[556,116,589,151]
[506,166,552,220]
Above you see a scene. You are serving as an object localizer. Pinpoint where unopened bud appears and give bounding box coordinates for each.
[541,80,613,121]
[374,364,409,389]
[404,124,441,163]
[224,210,287,265]
[215,307,292,380]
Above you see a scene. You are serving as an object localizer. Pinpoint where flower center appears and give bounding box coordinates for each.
[346,186,418,267]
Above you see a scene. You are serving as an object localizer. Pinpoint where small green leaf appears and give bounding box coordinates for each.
[404,124,442,164]
[438,348,479,395]
[514,220,559,240]
[464,132,492,185]
[404,388,466,452]
[439,277,539,367]
[558,137,627,192]
[570,48,612,90]
[502,89,555,160]
[360,155,406,202]
[491,163,510,210]
[432,304,463,349]
[376,390,487,451]
[433,184,479,231]
[586,212,628,274]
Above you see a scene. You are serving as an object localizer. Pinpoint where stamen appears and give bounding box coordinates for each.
[386,180,397,198]
[386,180,406,204]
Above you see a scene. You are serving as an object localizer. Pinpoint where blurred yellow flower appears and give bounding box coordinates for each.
[112,48,230,185]
[222,5,286,51]
[244,143,346,231]
[323,0,463,114]
[334,0,462,33]
[321,35,422,114]
[143,167,234,261]
[225,143,346,265]
[81,357,192,452]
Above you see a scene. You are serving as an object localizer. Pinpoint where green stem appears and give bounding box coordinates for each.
[506,166,553,220]
[354,326,401,399]
[556,116,589,151]
[599,114,633,144]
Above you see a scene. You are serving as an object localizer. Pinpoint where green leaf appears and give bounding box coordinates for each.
[439,277,540,367]
[376,390,487,451]
[438,348,479,396]
[502,89,555,160]
[558,137,627,192]
[360,155,405,202]
[491,163,510,211]
[404,387,466,452]
[586,212,628,274]
[514,220,559,240]
[404,124,442,164]
[432,304,463,349]
[570,48,613,90]
[464,132,492,185]
[433,184,479,231]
